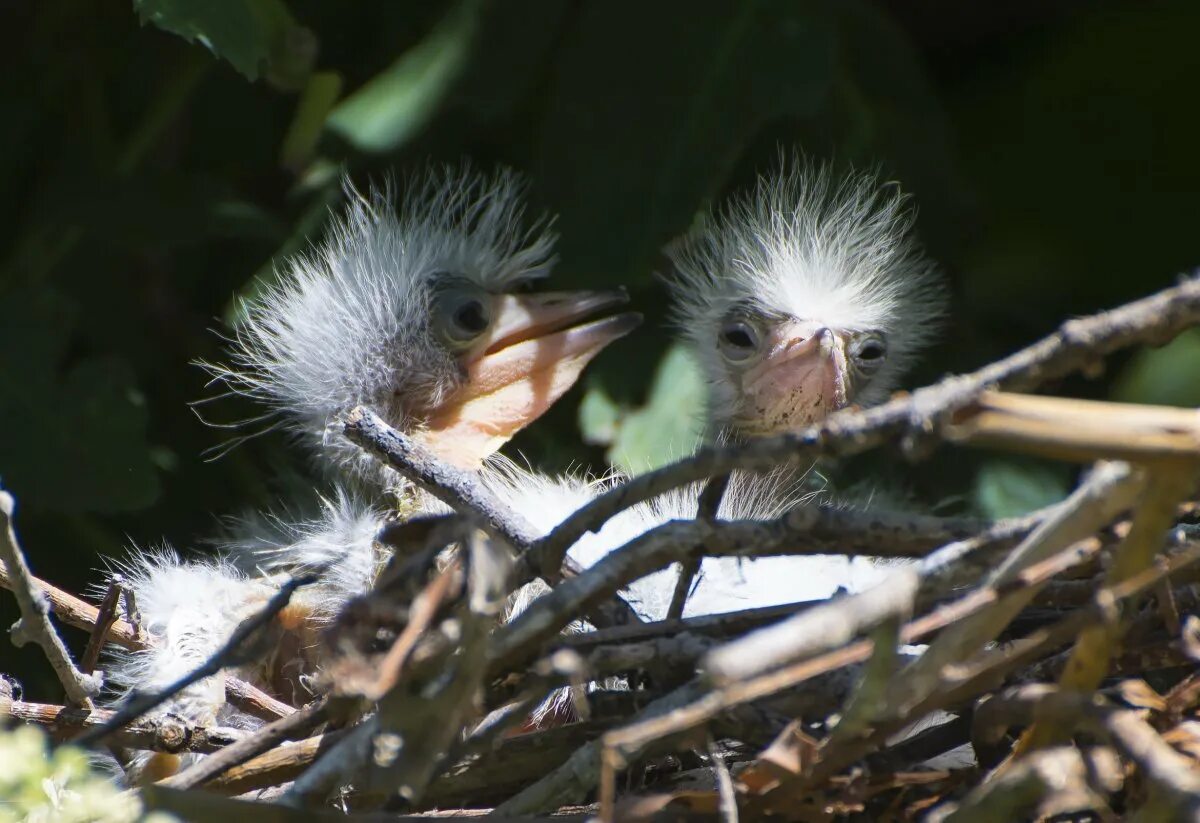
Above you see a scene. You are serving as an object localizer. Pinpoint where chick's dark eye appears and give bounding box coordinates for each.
[852,334,887,369]
[436,283,493,347]
[858,341,884,360]
[718,320,760,362]
[453,300,489,335]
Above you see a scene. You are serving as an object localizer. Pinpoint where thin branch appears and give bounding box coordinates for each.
[530,275,1200,573]
[343,406,541,551]
[0,695,246,754]
[159,698,328,790]
[80,574,124,674]
[0,488,99,705]
[343,405,643,629]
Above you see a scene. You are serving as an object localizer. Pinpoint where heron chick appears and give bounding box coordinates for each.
[666,157,945,440]
[209,164,639,481]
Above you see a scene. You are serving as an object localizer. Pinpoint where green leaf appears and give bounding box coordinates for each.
[0,288,159,513]
[1111,331,1200,408]
[580,345,706,475]
[974,458,1070,520]
[133,0,315,88]
[326,0,483,154]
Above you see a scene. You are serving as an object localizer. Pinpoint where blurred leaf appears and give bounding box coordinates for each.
[578,384,620,446]
[973,458,1069,520]
[133,0,315,88]
[280,71,343,170]
[1111,331,1200,408]
[581,345,706,475]
[326,0,483,154]
[0,288,158,513]
[536,0,836,289]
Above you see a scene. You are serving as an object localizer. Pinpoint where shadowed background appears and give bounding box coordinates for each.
[2,0,1199,695]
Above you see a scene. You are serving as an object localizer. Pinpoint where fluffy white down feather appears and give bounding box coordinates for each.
[483,460,890,622]
[665,154,945,429]
[219,488,387,625]
[99,550,275,776]
[205,164,556,484]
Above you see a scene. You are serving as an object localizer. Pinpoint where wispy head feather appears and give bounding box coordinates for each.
[665,154,945,421]
[204,163,556,484]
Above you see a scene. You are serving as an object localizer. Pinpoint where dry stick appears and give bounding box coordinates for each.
[159,698,328,791]
[947,391,1200,463]
[0,564,141,649]
[972,686,1200,820]
[0,695,247,754]
[0,489,99,706]
[344,407,541,551]
[668,474,733,621]
[74,571,318,747]
[1021,456,1200,752]
[930,746,1116,823]
[754,540,1200,809]
[488,501,1019,680]
[881,461,1144,718]
[343,406,643,630]
[531,275,1200,575]
[496,528,1134,814]
[80,574,124,674]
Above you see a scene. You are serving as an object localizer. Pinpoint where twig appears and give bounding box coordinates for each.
[343,405,643,629]
[668,475,733,620]
[708,733,739,823]
[928,746,1117,823]
[0,488,99,706]
[489,502,1008,678]
[0,695,247,754]
[74,571,318,747]
[1023,457,1200,750]
[80,574,124,674]
[344,406,541,551]
[0,563,140,648]
[530,275,1200,574]
[160,698,328,790]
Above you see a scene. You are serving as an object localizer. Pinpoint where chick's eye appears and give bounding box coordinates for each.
[718,320,761,362]
[436,285,492,347]
[851,334,887,369]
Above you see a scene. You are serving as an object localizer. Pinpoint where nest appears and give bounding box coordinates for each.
[5,277,1200,821]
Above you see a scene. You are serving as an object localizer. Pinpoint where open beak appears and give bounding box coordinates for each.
[421,290,641,467]
[738,321,850,436]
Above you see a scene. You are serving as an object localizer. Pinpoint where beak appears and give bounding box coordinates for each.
[737,321,850,436]
[420,290,641,467]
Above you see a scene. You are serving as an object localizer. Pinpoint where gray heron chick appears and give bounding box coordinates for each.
[104,164,639,780]
[665,157,945,441]
[210,164,639,480]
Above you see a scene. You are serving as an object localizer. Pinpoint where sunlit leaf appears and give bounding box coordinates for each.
[326,0,483,154]
[580,345,706,475]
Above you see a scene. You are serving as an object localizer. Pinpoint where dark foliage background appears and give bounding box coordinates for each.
[3,0,1200,693]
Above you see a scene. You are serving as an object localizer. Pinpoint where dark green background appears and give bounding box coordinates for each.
[3,0,1199,696]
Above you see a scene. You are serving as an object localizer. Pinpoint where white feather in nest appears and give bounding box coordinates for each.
[484,457,892,622]
[202,163,557,485]
[96,549,276,778]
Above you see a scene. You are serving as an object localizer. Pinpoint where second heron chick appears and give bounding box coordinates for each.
[666,156,945,441]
